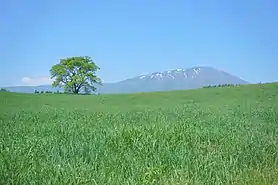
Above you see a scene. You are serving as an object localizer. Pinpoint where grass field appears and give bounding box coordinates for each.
[0,83,278,185]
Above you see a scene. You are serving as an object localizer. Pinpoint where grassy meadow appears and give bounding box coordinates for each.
[0,83,278,185]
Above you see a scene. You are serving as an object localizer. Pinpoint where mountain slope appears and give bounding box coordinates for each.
[2,67,248,94]
[97,67,248,94]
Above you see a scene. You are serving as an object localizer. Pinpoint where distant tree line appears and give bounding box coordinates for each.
[203,84,241,88]
[34,89,99,95]
[34,90,58,94]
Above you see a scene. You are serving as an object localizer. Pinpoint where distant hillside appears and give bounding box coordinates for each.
[2,85,63,94]
[2,66,248,94]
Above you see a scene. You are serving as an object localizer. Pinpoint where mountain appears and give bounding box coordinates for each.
[2,67,248,94]
[97,66,248,94]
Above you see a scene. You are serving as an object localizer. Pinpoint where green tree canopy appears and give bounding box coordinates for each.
[0,88,9,92]
[50,56,102,94]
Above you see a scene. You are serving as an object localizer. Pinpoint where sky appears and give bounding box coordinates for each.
[1,0,278,86]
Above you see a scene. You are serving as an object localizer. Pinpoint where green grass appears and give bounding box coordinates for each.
[0,83,278,185]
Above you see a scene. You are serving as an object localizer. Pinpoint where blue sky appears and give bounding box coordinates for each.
[1,0,277,86]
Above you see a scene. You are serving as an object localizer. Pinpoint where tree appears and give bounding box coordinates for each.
[0,88,8,92]
[50,56,102,94]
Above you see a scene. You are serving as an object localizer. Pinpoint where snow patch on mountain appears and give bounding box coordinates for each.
[193,68,200,75]
[138,68,202,81]
[140,75,146,79]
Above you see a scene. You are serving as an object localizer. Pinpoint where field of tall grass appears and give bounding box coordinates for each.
[0,83,278,185]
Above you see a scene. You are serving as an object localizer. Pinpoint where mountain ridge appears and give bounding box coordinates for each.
[2,66,248,94]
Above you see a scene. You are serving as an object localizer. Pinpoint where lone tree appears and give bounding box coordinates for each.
[0,88,9,92]
[50,56,102,94]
